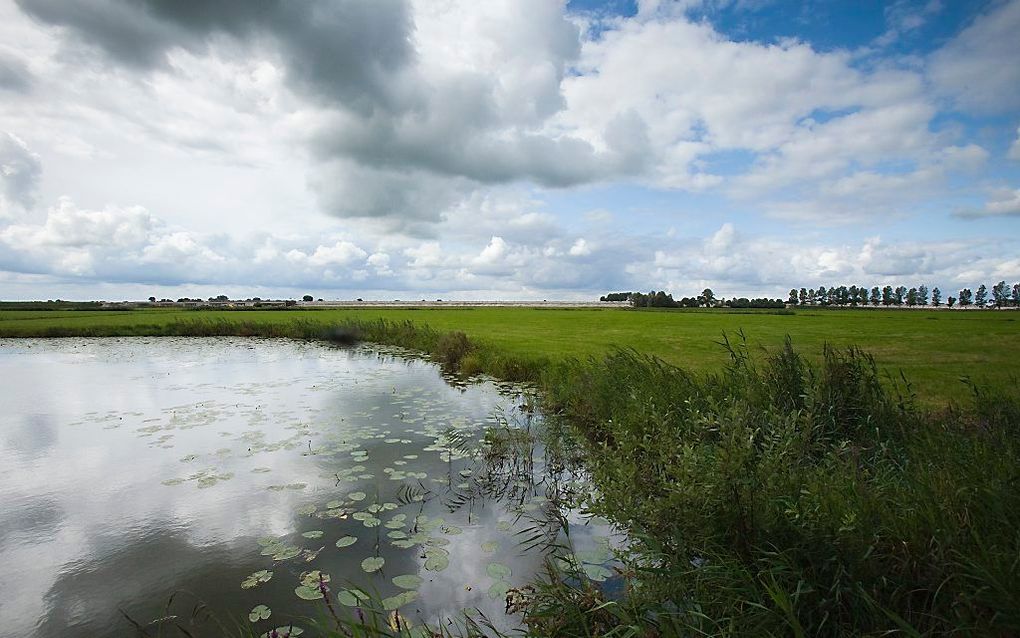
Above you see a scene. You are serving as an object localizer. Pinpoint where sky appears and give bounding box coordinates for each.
[0,0,1018,301]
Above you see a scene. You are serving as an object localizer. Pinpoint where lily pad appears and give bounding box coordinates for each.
[241,570,274,589]
[382,590,419,610]
[361,556,385,573]
[294,585,323,600]
[301,530,324,539]
[488,580,511,600]
[337,589,370,607]
[249,604,272,622]
[583,563,613,582]
[392,574,423,589]
[335,535,358,548]
[261,626,303,638]
[480,541,499,553]
[272,545,302,561]
[348,491,366,501]
[486,563,512,580]
[424,551,449,572]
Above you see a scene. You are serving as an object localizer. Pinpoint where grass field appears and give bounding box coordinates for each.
[1,306,1016,402]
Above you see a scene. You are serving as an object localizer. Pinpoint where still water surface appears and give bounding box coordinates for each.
[0,338,615,637]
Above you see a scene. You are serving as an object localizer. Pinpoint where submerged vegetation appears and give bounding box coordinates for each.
[3,314,1019,635]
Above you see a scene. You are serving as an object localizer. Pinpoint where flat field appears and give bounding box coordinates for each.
[1,306,1016,402]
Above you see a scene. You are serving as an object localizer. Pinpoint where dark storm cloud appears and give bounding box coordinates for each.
[12,0,643,230]
[15,0,414,112]
[0,52,33,92]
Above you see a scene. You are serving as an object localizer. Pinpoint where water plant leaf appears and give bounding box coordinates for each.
[294,585,323,600]
[301,530,324,539]
[424,552,449,572]
[337,589,370,607]
[361,556,385,572]
[480,541,499,553]
[486,563,511,580]
[248,604,271,622]
[382,590,418,610]
[576,548,612,564]
[487,580,511,600]
[335,535,357,548]
[261,626,303,638]
[300,570,330,586]
[241,570,274,589]
[582,563,613,582]
[348,491,366,501]
[272,545,302,561]
[392,574,422,589]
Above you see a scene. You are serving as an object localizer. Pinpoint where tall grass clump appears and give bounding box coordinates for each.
[537,334,1020,636]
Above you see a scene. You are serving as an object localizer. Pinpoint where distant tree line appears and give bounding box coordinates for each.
[785,281,1020,308]
[602,280,1020,310]
[601,289,783,308]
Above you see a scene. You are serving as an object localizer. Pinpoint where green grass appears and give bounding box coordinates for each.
[1,306,1017,402]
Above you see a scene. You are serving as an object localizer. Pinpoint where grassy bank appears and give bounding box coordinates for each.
[2,306,1018,403]
[533,339,1020,636]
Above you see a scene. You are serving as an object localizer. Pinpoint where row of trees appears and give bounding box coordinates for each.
[604,280,1020,310]
[602,289,784,308]
[786,281,1020,308]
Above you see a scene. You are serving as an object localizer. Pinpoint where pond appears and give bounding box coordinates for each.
[0,338,617,637]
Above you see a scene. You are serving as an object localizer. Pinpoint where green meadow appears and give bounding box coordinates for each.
[1,306,1017,402]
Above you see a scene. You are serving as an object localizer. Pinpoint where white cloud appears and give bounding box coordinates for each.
[1009,127,1020,161]
[928,0,1020,114]
[0,132,41,217]
[954,188,1020,219]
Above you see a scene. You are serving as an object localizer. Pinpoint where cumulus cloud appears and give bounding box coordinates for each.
[0,51,32,92]
[1,0,1017,299]
[954,188,1020,219]
[0,132,42,217]
[928,0,1020,113]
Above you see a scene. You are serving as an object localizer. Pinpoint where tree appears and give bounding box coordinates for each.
[799,288,808,305]
[931,287,941,306]
[906,287,918,306]
[870,286,881,306]
[894,286,906,305]
[788,289,799,305]
[700,288,716,307]
[959,288,972,306]
[882,286,894,306]
[917,284,928,306]
[148,296,156,303]
[992,280,1007,308]
[817,286,828,306]
[975,284,987,307]
[302,295,314,302]
[1013,283,1020,308]
[947,296,956,308]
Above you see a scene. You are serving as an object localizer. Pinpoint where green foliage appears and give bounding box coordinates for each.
[538,338,1020,636]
